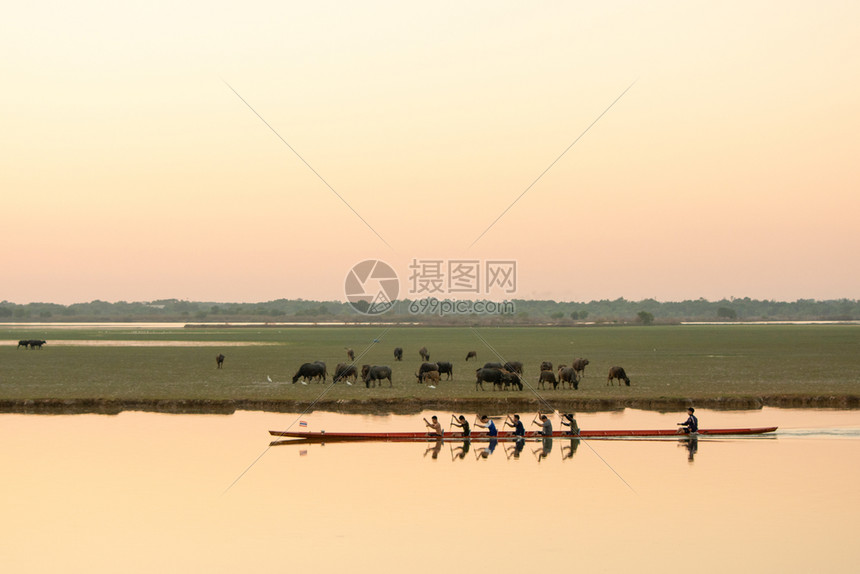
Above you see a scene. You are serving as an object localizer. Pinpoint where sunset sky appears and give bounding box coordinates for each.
[2,1,858,305]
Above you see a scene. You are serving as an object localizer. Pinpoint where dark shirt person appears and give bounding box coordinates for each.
[505,414,525,436]
[561,413,579,436]
[677,407,698,434]
[451,415,471,437]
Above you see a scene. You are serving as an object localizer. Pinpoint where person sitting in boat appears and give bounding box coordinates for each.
[475,415,498,436]
[505,414,525,436]
[561,413,579,436]
[424,415,443,437]
[677,407,699,434]
[451,415,471,437]
[533,414,552,436]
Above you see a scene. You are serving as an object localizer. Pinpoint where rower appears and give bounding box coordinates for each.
[505,414,525,436]
[677,407,698,434]
[475,415,498,437]
[561,413,579,436]
[451,415,471,437]
[424,415,443,437]
[532,414,552,436]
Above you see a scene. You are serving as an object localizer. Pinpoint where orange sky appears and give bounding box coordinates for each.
[2,2,858,304]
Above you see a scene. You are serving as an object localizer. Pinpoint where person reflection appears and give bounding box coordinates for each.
[680,435,698,462]
[476,438,499,459]
[533,436,553,462]
[562,438,580,460]
[452,439,471,460]
[506,437,526,459]
[424,438,444,459]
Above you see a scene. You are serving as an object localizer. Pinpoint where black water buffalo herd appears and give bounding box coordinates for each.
[17,339,47,349]
[283,346,631,390]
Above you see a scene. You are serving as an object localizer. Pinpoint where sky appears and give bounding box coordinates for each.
[2,1,858,305]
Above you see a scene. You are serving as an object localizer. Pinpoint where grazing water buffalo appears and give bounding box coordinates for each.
[216,354,225,369]
[503,361,523,375]
[482,362,503,370]
[417,362,439,383]
[419,346,430,362]
[29,340,46,350]
[345,348,355,361]
[607,366,631,386]
[465,351,477,361]
[475,368,521,391]
[540,361,553,372]
[362,365,393,388]
[435,361,453,380]
[393,347,403,361]
[416,370,440,385]
[539,370,559,390]
[17,340,30,349]
[292,361,327,384]
[558,366,578,390]
[334,363,358,384]
[572,358,589,379]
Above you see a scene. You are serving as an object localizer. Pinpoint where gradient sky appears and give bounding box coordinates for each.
[2,1,858,305]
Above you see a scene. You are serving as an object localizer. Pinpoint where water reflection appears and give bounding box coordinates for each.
[1,408,858,573]
[562,438,580,460]
[680,436,699,462]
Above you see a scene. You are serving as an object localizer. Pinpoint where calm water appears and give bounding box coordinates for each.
[1,408,858,573]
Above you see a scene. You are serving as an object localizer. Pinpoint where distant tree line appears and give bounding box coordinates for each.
[0,297,858,324]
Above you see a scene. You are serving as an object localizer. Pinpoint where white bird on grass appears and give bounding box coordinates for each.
[267,375,273,383]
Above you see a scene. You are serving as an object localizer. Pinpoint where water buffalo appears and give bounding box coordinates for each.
[482,362,503,370]
[607,366,631,386]
[540,361,553,372]
[292,361,327,384]
[216,354,225,369]
[475,368,521,391]
[539,370,558,390]
[416,362,439,383]
[334,363,358,384]
[416,370,440,385]
[500,371,523,391]
[394,347,403,361]
[17,340,29,349]
[503,361,523,374]
[558,366,578,390]
[573,358,589,379]
[345,348,355,361]
[465,351,477,361]
[435,361,453,380]
[419,346,430,361]
[29,340,46,350]
[363,365,393,388]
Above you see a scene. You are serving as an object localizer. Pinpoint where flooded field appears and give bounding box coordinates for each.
[0,408,858,573]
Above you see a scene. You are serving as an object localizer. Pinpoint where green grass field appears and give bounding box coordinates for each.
[1,324,858,411]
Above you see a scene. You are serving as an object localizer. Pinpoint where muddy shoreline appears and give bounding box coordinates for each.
[1,395,858,415]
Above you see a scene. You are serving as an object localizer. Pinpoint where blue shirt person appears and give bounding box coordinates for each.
[677,407,698,434]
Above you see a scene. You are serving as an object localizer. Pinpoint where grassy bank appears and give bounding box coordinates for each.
[1,324,858,414]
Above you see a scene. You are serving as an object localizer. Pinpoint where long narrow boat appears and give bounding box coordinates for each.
[269,427,777,442]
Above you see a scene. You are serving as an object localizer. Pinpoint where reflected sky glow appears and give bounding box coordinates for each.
[1,408,858,572]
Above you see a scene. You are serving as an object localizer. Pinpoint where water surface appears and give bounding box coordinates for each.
[1,408,857,573]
